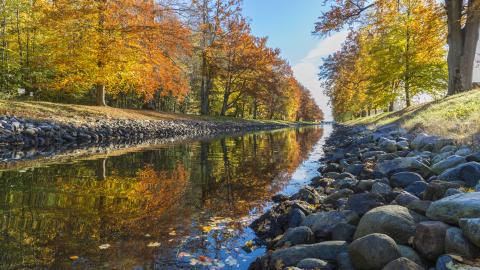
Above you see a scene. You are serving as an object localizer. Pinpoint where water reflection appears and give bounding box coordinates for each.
[0,127,324,269]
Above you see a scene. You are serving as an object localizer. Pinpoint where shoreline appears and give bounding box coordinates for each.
[248,124,480,269]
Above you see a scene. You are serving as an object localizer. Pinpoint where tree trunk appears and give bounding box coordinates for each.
[200,51,210,115]
[96,84,106,106]
[446,0,480,95]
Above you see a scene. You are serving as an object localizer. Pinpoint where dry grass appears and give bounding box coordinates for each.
[345,89,480,144]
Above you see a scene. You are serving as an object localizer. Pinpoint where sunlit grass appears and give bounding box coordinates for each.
[345,89,480,143]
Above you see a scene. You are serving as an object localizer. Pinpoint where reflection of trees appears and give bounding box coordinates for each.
[0,127,323,269]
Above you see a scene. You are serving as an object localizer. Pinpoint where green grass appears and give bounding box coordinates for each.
[345,89,480,143]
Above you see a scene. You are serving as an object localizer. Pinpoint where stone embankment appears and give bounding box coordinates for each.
[0,115,289,150]
[249,124,480,270]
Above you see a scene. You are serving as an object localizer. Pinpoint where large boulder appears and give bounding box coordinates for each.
[390,172,424,188]
[296,258,333,270]
[275,226,314,248]
[426,192,480,224]
[379,137,398,153]
[466,152,480,162]
[291,186,323,205]
[459,218,480,247]
[445,227,480,259]
[422,180,463,201]
[407,200,431,215]
[301,210,358,238]
[381,257,423,270]
[404,181,428,197]
[269,241,348,268]
[345,193,385,215]
[336,252,355,270]
[348,233,401,270]
[410,133,452,152]
[395,192,419,206]
[375,157,432,177]
[397,245,423,266]
[437,162,480,187]
[354,205,428,244]
[414,221,450,261]
[431,155,467,174]
[371,182,392,196]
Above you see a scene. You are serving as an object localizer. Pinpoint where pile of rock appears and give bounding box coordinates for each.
[249,124,480,270]
[0,115,289,150]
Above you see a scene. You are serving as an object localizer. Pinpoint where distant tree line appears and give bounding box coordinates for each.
[0,0,323,122]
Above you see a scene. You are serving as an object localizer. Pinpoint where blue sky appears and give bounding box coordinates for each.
[243,1,480,120]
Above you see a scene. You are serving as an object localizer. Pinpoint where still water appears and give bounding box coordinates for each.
[0,126,330,270]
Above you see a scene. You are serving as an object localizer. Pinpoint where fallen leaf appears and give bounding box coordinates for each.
[147,242,160,247]
[201,226,213,233]
[98,244,111,250]
[168,231,176,236]
[178,252,191,258]
[69,256,79,261]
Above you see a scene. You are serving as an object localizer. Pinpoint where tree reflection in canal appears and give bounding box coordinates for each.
[0,127,323,269]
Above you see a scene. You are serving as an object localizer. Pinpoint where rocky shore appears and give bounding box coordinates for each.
[0,115,290,154]
[249,124,480,270]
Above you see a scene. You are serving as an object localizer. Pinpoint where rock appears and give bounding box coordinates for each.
[269,241,348,268]
[396,141,409,151]
[296,258,333,270]
[404,181,428,197]
[275,226,315,248]
[459,218,480,247]
[333,178,358,190]
[381,257,423,270]
[435,254,479,270]
[426,192,480,224]
[372,182,393,196]
[407,200,432,215]
[431,155,467,174]
[437,162,480,187]
[346,164,364,176]
[336,252,355,270]
[331,223,356,242]
[455,147,473,156]
[444,188,463,197]
[324,189,354,204]
[432,151,454,165]
[354,205,428,244]
[272,194,289,203]
[345,193,385,216]
[395,192,419,206]
[397,245,423,266]
[301,210,358,238]
[445,227,480,259]
[390,172,424,188]
[414,221,451,261]
[375,157,432,178]
[379,137,398,153]
[423,180,463,201]
[288,208,306,229]
[411,133,451,152]
[357,180,376,191]
[348,233,401,270]
[466,152,480,162]
[291,187,322,205]
[322,163,342,173]
[363,150,387,159]
[440,145,457,153]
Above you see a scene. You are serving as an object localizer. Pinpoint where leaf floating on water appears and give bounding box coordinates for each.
[225,256,238,266]
[201,226,213,233]
[147,242,161,248]
[243,240,256,252]
[178,252,191,258]
[69,256,79,261]
[98,244,111,250]
[168,231,176,236]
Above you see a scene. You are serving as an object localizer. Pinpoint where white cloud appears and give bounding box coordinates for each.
[293,31,348,121]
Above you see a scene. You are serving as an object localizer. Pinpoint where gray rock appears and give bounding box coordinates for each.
[288,208,307,229]
[431,155,467,174]
[372,182,393,196]
[444,188,464,197]
[440,145,457,153]
[346,164,364,176]
[269,241,348,267]
[336,252,355,270]
[395,192,419,206]
[396,140,410,151]
[375,157,432,177]
[331,223,356,242]
[291,187,323,205]
[296,258,333,270]
[435,254,479,270]
[404,181,428,197]
[426,192,480,224]
[410,133,451,152]
[459,218,480,247]
[445,227,480,259]
[390,172,424,188]
[381,257,423,270]
[423,180,464,201]
[397,245,423,266]
[301,210,358,238]
[466,152,480,163]
[354,205,428,244]
[455,147,473,156]
[414,221,451,261]
[407,200,432,215]
[379,137,398,153]
[437,162,480,187]
[357,180,376,191]
[333,178,358,190]
[432,151,454,165]
[324,189,354,204]
[275,226,315,248]
[348,233,401,270]
[345,193,385,216]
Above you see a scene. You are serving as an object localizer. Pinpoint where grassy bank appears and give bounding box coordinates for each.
[0,100,310,126]
[345,89,480,143]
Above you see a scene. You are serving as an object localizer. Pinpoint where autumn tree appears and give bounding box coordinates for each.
[315,0,478,95]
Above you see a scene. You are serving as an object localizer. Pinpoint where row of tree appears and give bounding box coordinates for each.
[316,0,479,121]
[0,0,323,121]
